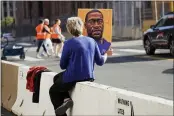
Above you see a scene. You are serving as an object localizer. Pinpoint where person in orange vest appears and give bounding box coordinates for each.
[51,19,65,58]
[35,19,48,58]
[42,19,55,56]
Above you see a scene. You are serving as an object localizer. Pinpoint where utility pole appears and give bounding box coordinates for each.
[162,1,165,16]
[155,1,158,22]
[139,1,142,30]
[170,1,174,11]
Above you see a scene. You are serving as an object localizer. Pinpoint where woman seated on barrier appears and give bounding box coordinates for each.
[49,17,107,116]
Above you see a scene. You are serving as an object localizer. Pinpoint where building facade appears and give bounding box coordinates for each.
[1,1,173,38]
[1,1,110,37]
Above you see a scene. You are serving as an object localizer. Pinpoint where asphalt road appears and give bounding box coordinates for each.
[1,40,173,115]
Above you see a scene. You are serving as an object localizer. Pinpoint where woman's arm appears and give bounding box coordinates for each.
[60,41,70,69]
[94,42,107,66]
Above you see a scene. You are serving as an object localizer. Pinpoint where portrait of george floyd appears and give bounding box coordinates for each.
[78,9,112,55]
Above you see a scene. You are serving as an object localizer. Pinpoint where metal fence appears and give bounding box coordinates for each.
[111,1,142,39]
[110,1,173,39]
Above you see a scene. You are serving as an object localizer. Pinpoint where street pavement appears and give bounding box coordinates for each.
[1,40,173,115]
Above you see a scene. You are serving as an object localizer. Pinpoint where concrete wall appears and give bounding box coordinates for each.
[1,60,173,116]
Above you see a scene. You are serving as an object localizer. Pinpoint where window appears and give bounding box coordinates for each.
[38,1,43,17]
[9,1,13,9]
[3,2,7,12]
[9,2,14,17]
[28,2,32,19]
[77,2,82,8]
[155,18,165,28]
[23,2,27,18]
[145,1,151,8]
[10,11,13,17]
[163,17,174,26]
[4,12,7,17]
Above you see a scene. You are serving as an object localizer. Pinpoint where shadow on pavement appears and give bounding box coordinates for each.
[1,107,16,116]
[162,68,174,75]
[152,53,174,59]
[106,54,172,64]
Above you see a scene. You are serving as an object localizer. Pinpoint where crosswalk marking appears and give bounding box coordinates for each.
[118,49,167,54]
[112,53,120,56]
[12,56,44,61]
[118,49,145,53]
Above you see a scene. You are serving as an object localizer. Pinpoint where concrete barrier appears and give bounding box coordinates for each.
[11,65,43,116]
[2,61,173,116]
[38,72,57,116]
[110,87,173,115]
[1,61,20,111]
[39,72,173,116]
[11,65,30,115]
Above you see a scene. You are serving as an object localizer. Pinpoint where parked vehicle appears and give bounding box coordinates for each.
[143,12,174,56]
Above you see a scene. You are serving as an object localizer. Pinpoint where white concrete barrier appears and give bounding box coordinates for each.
[11,65,44,116]
[2,62,173,116]
[110,87,173,115]
[38,72,57,116]
[67,82,117,115]
[11,65,30,115]
[1,61,20,111]
[39,72,173,116]
[69,82,173,115]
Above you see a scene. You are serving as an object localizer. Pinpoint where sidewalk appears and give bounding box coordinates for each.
[111,39,143,47]
[15,32,143,48]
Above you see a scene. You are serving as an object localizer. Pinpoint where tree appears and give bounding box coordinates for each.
[1,16,14,27]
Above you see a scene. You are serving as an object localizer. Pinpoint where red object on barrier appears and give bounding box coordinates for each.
[26,66,47,92]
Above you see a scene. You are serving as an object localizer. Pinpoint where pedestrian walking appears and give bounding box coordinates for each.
[51,19,65,58]
[35,19,48,58]
[42,18,55,57]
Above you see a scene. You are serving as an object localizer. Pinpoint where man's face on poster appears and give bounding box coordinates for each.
[85,11,104,41]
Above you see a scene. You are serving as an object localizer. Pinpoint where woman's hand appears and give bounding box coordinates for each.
[106,47,113,56]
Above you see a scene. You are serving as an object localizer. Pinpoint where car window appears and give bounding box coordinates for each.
[163,16,174,26]
[155,18,166,28]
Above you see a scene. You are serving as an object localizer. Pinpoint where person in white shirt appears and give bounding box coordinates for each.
[51,19,65,58]
[42,18,55,57]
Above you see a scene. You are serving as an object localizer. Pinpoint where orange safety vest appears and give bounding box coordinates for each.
[51,24,61,39]
[35,24,45,39]
[44,25,51,39]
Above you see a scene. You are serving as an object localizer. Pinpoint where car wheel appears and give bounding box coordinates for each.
[144,39,155,55]
[1,56,7,60]
[170,39,174,56]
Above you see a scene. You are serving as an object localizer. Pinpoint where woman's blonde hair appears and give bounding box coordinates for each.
[66,17,84,36]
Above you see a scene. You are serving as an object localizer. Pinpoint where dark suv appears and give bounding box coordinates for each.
[143,12,174,56]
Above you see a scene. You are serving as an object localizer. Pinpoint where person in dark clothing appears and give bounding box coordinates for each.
[49,17,107,116]
[35,19,48,58]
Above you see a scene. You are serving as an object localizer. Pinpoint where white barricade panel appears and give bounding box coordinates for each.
[9,63,173,116]
[12,65,30,115]
[11,65,44,116]
[20,92,41,116]
[1,61,21,111]
[109,87,173,115]
[67,82,117,115]
[38,72,57,116]
[20,69,45,116]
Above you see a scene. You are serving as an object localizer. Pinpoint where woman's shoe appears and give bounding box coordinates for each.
[55,99,73,115]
